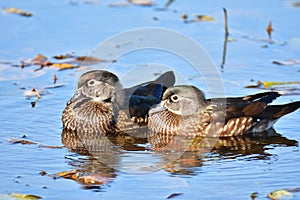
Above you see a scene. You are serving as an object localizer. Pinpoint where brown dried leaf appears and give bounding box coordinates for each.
[56,170,79,179]
[51,63,78,70]
[32,54,49,65]
[8,138,37,145]
[53,74,57,85]
[39,170,47,176]
[77,174,109,185]
[53,53,74,60]
[267,21,273,41]
[244,80,262,88]
[4,7,33,17]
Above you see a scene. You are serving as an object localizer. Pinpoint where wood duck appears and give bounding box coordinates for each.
[148,85,300,137]
[62,70,175,134]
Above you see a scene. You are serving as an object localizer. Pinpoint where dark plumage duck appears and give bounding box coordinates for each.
[148,85,300,137]
[62,70,175,134]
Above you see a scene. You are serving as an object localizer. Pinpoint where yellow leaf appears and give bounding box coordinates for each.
[263,81,299,88]
[51,63,76,70]
[10,193,42,200]
[268,190,293,200]
[4,7,33,17]
[196,15,215,21]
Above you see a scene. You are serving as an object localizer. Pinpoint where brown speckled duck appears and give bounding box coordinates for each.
[149,85,300,137]
[62,70,175,134]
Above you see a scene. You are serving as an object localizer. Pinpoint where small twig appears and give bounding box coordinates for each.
[223,8,229,36]
[221,8,229,69]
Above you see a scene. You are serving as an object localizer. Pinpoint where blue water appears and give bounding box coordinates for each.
[0,0,300,199]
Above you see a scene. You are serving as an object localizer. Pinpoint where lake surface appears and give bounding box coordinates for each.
[0,0,300,199]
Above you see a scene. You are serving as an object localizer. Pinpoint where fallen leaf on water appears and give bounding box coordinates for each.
[263,81,299,88]
[272,59,300,66]
[129,0,155,6]
[250,192,258,200]
[53,74,57,84]
[182,14,215,23]
[181,13,188,23]
[55,170,111,185]
[267,21,273,41]
[195,15,215,21]
[8,138,37,145]
[39,170,47,176]
[77,174,110,185]
[53,53,74,60]
[10,193,42,200]
[51,63,78,70]
[244,80,262,88]
[4,7,33,17]
[268,189,293,200]
[31,54,49,65]
[56,170,79,179]
[74,56,115,63]
[23,88,41,99]
[166,193,183,199]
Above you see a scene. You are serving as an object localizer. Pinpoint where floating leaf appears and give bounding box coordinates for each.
[39,171,47,176]
[272,59,300,66]
[4,7,33,17]
[268,189,293,200]
[56,170,79,179]
[195,15,215,21]
[182,14,215,23]
[53,74,57,85]
[51,63,78,70]
[267,21,273,41]
[53,53,74,60]
[23,88,41,99]
[77,174,110,185]
[31,54,48,65]
[263,81,299,88]
[181,14,188,23]
[244,80,262,88]
[129,0,155,6]
[10,193,42,200]
[74,56,114,64]
[8,138,37,145]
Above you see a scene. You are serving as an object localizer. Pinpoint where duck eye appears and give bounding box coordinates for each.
[88,80,95,86]
[170,95,179,102]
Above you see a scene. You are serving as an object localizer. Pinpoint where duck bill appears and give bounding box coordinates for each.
[149,101,167,114]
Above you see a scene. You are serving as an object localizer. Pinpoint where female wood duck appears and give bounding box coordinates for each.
[149,85,300,137]
[62,70,175,134]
